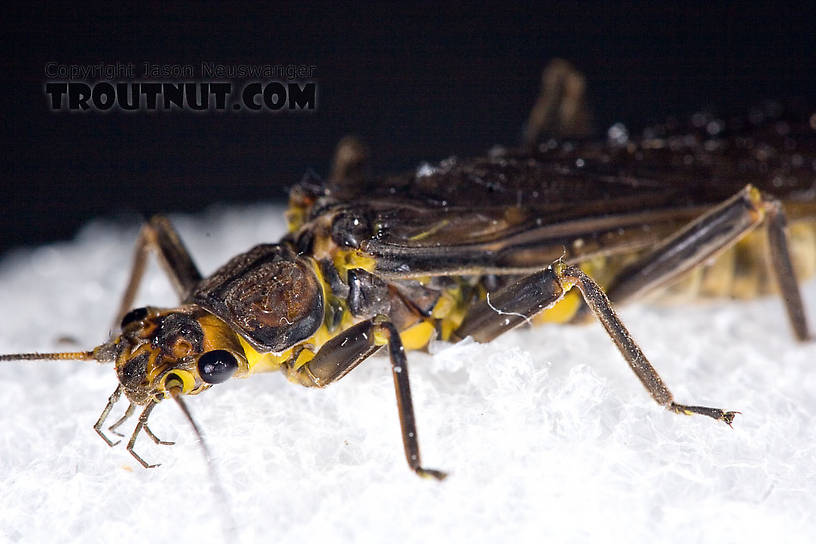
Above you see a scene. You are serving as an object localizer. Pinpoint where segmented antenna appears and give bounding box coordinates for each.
[0,351,95,361]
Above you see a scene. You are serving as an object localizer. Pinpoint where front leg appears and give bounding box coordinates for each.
[115,215,203,327]
[289,316,446,480]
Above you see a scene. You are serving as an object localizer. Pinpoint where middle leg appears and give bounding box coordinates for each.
[288,315,447,480]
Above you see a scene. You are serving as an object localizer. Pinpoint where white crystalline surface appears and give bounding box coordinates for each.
[0,204,815,543]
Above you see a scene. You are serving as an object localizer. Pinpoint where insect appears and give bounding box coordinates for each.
[2,60,814,479]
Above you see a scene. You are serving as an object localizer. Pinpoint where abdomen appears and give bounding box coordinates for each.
[656,217,816,302]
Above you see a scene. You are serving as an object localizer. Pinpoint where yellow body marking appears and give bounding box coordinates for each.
[399,321,436,350]
[162,369,196,395]
[431,285,467,341]
[533,261,586,324]
[232,256,353,377]
[294,348,315,370]
[237,335,288,374]
[533,289,581,324]
[408,220,450,241]
[332,248,377,282]
[373,327,389,346]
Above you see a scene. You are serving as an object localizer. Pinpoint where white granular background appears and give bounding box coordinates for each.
[0,204,814,543]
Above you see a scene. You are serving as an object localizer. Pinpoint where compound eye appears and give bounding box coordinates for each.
[197,350,238,384]
[121,307,149,329]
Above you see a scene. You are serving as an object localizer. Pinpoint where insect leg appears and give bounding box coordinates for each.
[329,135,370,184]
[291,316,447,480]
[126,401,161,468]
[454,267,565,343]
[598,185,809,340]
[106,402,173,446]
[107,403,135,437]
[94,385,124,446]
[522,59,592,147]
[765,199,809,340]
[143,422,175,446]
[453,263,737,425]
[115,215,203,327]
[105,401,173,445]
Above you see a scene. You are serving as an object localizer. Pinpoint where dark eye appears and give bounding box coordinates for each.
[197,350,238,384]
[121,307,148,329]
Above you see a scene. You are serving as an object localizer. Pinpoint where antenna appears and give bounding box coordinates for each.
[0,351,96,361]
[0,339,118,363]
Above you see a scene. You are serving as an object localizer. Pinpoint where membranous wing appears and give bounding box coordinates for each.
[338,155,700,277]
[308,107,816,278]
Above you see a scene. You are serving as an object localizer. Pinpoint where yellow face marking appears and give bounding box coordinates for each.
[141,347,164,385]
[162,369,196,395]
[198,313,244,354]
[170,338,193,359]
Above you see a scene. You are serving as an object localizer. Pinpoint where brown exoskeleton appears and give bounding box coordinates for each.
[2,60,814,478]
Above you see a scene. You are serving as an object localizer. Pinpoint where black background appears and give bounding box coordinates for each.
[3,2,815,255]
